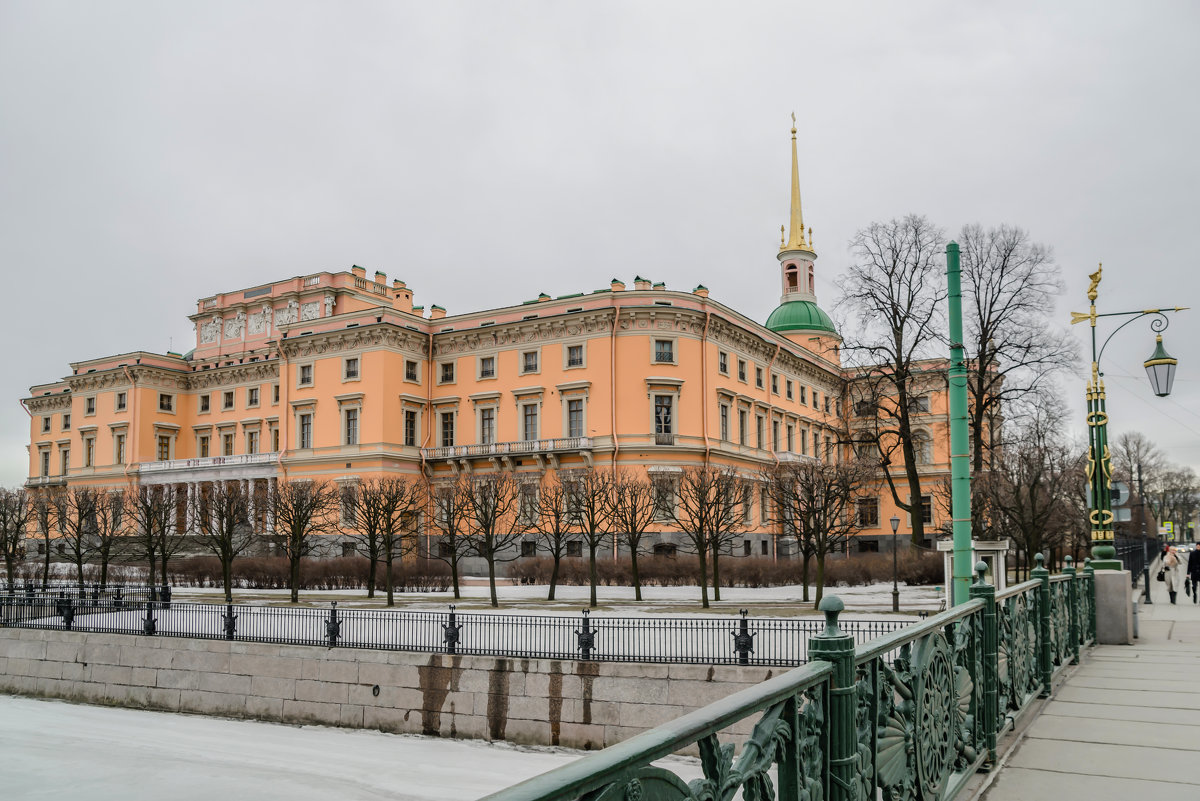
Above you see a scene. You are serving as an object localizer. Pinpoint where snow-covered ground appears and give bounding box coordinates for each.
[171,580,944,616]
[0,694,701,801]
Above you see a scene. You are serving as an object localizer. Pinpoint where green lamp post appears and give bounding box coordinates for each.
[1070,265,1185,569]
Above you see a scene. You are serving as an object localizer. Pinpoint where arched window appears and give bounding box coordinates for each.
[807,265,815,293]
[787,268,798,289]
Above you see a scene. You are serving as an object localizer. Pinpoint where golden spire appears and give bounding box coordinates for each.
[781,112,809,252]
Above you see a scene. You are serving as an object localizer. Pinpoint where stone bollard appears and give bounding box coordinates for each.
[969,561,998,765]
[808,596,855,801]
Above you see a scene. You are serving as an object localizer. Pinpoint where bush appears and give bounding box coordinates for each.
[162,556,451,592]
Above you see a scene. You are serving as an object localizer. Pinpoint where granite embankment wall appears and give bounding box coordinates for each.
[0,628,775,750]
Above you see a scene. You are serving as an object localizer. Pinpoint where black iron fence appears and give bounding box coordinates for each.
[0,582,163,612]
[1115,536,1162,589]
[0,594,914,666]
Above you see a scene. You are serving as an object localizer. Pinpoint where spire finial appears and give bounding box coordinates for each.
[781,113,807,252]
[780,225,786,247]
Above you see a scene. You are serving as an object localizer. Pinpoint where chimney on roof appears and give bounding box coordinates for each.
[375,270,387,284]
[611,278,626,292]
[351,265,366,278]
[693,285,710,298]
[633,276,652,290]
[391,279,413,313]
[430,305,446,320]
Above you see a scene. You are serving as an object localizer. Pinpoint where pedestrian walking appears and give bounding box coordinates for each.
[1187,547,1200,604]
[1160,546,1182,604]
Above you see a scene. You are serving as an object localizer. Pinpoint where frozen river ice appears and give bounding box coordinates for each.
[1,694,704,800]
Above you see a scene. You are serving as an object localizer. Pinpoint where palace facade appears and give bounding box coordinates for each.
[22,126,954,568]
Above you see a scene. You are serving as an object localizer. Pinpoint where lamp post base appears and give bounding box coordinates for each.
[1091,541,1121,571]
[891,588,899,613]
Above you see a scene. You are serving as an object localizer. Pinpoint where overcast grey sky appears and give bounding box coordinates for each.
[2,1,1198,487]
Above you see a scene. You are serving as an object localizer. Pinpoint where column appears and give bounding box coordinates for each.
[247,478,257,534]
[265,477,276,536]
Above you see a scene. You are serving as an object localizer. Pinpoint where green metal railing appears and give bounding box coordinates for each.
[483,554,1097,801]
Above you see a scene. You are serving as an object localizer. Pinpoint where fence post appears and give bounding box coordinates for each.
[1064,556,1079,665]
[325,601,341,648]
[808,595,855,801]
[733,609,755,666]
[1083,558,1096,643]
[442,605,462,655]
[142,600,157,636]
[223,597,237,641]
[968,561,998,766]
[575,609,597,661]
[1032,553,1052,697]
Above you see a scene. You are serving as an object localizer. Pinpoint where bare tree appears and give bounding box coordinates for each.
[1112,431,1165,539]
[429,476,472,600]
[33,492,52,586]
[126,484,186,588]
[377,477,425,606]
[0,487,34,585]
[610,471,657,602]
[654,465,744,609]
[193,480,254,600]
[958,224,1076,473]
[530,474,580,601]
[569,468,614,609]
[460,472,527,608]
[91,490,127,586]
[343,481,384,598]
[762,458,872,607]
[981,395,1083,579]
[838,214,947,546]
[271,479,341,604]
[50,487,99,585]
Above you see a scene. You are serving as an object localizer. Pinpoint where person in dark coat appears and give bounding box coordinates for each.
[1187,547,1200,604]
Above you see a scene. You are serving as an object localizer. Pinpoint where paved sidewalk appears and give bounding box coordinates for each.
[981,570,1200,800]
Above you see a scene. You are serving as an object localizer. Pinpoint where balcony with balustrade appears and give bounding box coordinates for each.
[420,437,593,472]
[137,452,280,484]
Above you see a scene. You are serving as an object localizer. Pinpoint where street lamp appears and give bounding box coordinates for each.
[1070,265,1186,568]
[890,514,900,612]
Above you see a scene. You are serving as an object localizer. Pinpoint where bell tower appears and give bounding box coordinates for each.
[765,116,838,342]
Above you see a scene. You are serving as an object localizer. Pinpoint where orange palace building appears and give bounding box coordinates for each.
[22,127,954,566]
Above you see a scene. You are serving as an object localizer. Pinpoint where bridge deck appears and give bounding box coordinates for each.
[982,577,1200,801]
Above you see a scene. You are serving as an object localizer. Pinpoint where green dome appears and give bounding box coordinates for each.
[765,300,838,334]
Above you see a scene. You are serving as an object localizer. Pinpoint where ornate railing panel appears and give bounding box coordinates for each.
[483,556,1097,801]
[481,660,832,801]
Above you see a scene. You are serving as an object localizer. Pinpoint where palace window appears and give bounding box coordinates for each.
[440,411,455,447]
[298,414,313,449]
[772,420,780,451]
[83,437,95,468]
[738,409,748,445]
[567,345,584,368]
[653,339,675,364]
[41,417,50,433]
[85,397,95,415]
[405,360,419,382]
[824,396,831,414]
[811,390,819,409]
[198,434,210,458]
[854,400,877,417]
[719,404,729,441]
[344,357,360,380]
[521,541,538,558]
[771,375,778,394]
[652,478,676,522]
[62,413,71,431]
[786,424,794,452]
[718,352,728,374]
[786,380,793,400]
[908,395,930,414]
[157,436,170,461]
[272,385,280,404]
[440,362,455,383]
[199,394,211,413]
[755,367,764,389]
[522,404,539,441]
[247,388,259,407]
[567,399,584,438]
[271,427,280,452]
[755,415,765,449]
[913,431,933,465]
[654,395,674,445]
[566,541,583,557]
[737,360,747,382]
[299,365,314,387]
[480,407,496,445]
[404,410,417,447]
[159,394,173,412]
[40,450,50,477]
[479,356,495,379]
[800,386,807,404]
[800,429,808,456]
[246,430,259,454]
[116,392,126,411]
[344,408,358,446]
[919,495,933,525]
[60,448,70,475]
[222,433,234,456]
[223,391,234,410]
[856,498,879,528]
[521,350,539,374]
